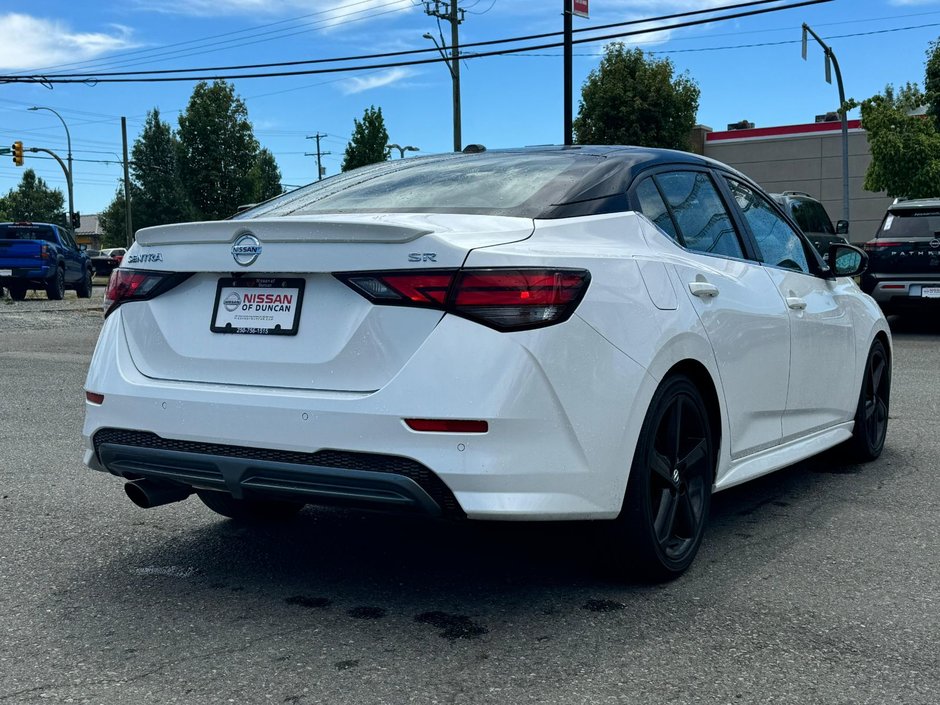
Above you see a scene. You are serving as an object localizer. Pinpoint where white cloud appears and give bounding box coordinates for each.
[0,14,138,71]
[340,67,413,94]
[131,0,416,27]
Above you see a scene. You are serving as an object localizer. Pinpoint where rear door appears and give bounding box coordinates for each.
[632,169,790,460]
[59,227,84,283]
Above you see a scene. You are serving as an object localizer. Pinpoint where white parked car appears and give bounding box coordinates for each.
[82,147,891,580]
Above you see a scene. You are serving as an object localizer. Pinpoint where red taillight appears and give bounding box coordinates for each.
[103,269,190,318]
[40,244,50,259]
[405,419,488,433]
[336,268,590,331]
[85,391,104,404]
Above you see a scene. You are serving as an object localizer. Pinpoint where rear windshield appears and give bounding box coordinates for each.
[0,224,58,242]
[235,152,605,219]
[789,199,834,234]
[880,209,940,238]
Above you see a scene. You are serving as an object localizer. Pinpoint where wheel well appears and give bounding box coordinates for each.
[664,359,722,479]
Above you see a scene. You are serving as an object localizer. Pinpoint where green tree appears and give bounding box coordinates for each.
[341,106,389,171]
[177,80,259,220]
[850,37,940,199]
[925,40,940,131]
[130,109,192,229]
[98,184,133,248]
[0,169,66,225]
[573,44,700,149]
[249,147,283,203]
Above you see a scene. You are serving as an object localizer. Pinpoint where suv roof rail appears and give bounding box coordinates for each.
[781,190,812,198]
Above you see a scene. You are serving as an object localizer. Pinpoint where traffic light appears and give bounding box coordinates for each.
[71,211,81,228]
[12,141,23,166]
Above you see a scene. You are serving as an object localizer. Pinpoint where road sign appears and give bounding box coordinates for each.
[573,0,589,18]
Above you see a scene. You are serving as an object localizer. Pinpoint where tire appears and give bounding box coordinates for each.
[8,283,27,301]
[609,375,715,581]
[196,490,304,521]
[76,267,93,298]
[46,267,65,300]
[843,339,890,462]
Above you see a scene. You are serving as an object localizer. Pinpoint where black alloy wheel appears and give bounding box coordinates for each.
[845,340,890,461]
[612,375,714,581]
[46,267,65,300]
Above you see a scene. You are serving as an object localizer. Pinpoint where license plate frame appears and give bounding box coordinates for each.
[210,276,305,335]
[922,286,940,299]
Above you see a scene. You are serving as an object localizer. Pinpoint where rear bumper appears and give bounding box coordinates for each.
[95,430,461,517]
[83,310,651,520]
[861,273,940,308]
[0,265,54,285]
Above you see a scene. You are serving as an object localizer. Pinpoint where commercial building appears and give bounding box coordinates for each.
[692,119,892,242]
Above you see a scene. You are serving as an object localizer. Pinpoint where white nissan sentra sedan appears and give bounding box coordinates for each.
[82,146,891,580]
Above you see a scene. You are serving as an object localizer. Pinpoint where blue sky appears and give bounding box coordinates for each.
[1,0,939,215]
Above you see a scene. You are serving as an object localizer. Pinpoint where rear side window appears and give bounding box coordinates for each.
[655,171,744,258]
[789,199,834,234]
[880,209,940,237]
[634,177,680,242]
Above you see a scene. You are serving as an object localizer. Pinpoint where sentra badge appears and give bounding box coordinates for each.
[232,233,262,266]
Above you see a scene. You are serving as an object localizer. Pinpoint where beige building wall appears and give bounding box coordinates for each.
[702,127,891,243]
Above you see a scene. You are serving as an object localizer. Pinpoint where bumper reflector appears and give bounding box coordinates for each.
[405,419,488,433]
[85,391,105,404]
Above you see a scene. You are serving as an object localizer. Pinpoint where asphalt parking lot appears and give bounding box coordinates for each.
[0,290,937,705]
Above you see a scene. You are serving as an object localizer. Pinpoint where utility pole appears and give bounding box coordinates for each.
[564,0,573,146]
[424,1,464,152]
[802,23,850,224]
[121,117,133,247]
[305,133,331,180]
[563,1,589,146]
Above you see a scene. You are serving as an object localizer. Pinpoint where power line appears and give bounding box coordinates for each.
[11,0,817,79]
[502,21,940,57]
[0,0,833,84]
[9,0,414,76]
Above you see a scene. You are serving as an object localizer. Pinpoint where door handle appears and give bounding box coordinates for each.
[786,296,807,311]
[688,281,719,298]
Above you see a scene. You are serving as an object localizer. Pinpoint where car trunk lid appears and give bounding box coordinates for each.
[119,214,534,392]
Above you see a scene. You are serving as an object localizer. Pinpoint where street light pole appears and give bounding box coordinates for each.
[387,143,420,159]
[28,106,74,233]
[422,32,462,152]
[802,23,850,225]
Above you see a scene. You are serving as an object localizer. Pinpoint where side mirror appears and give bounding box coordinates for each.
[835,220,849,235]
[828,243,868,278]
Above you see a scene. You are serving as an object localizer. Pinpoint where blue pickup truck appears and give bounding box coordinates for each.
[0,222,93,300]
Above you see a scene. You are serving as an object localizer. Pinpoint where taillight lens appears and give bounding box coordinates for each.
[336,268,590,331]
[863,240,904,250]
[103,269,191,318]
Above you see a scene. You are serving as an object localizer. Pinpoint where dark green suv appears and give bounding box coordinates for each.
[770,191,849,258]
